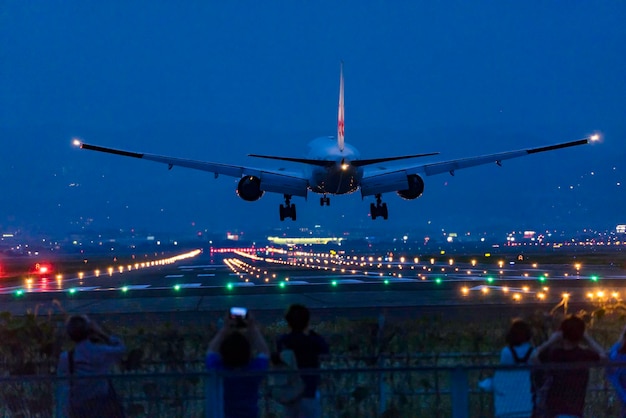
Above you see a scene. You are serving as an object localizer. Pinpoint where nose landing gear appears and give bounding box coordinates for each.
[370,194,388,220]
[279,195,297,221]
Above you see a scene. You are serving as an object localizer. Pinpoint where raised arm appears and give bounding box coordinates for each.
[530,331,563,364]
[584,332,608,360]
[246,312,270,357]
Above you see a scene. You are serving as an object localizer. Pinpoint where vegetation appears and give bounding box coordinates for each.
[0,296,626,416]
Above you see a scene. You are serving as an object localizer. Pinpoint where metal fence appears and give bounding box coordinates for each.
[0,363,623,418]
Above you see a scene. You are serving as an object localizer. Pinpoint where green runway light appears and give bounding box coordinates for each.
[331,280,338,287]
[121,286,129,293]
[539,276,547,282]
[590,275,599,282]
[173,284,181,291]
[384,279,390,285]
[226,283,234,290]
[435,277,442,284]
[278,282,286,289]
[69,288,77,294]
[486,277,494,284]
[15,289,24,297]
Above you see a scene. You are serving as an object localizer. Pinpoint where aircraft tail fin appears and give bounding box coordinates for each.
[337,62,345,152]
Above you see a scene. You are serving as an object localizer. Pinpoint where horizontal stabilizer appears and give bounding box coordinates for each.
[351,152,439,167]
[248,154,334,167]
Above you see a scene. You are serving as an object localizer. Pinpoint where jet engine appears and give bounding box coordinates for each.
[236,176,264,201]
[396,174,425,200]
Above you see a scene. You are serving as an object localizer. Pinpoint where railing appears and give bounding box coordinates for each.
[0,363,623,417]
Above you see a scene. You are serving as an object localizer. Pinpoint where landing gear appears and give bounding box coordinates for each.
[279,194,296,221]
[320,196,330,206]
[370,194,388,220]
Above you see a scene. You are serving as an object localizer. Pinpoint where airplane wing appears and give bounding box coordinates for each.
[74,140,309,197]
[360,137,593,197]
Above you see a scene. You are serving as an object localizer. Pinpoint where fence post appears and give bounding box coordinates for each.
[450,367,469,418]
[54,376,67,418]
[205,371,224,418]
[378,369,387,416]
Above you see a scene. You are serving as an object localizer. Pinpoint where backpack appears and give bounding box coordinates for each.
[509,345,533,364]
[268,349,306,405]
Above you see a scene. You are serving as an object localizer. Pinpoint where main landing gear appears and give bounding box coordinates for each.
[370,194,388,220]
[279,194,296,221]
[320,195,330,206]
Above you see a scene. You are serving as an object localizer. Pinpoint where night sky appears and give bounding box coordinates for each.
[1,2,625,237]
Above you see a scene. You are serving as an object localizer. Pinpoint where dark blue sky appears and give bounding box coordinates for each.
[1,2,625,237]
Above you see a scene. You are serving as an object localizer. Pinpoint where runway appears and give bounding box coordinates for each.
[1,246,624,323]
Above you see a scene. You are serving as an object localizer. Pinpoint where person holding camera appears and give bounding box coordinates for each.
[57,315,126,418]
[530,314,606,418]
[206,308,270,418]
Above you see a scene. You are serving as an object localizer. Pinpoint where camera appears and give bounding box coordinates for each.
[230,307,248,319]
[229,307,248,328]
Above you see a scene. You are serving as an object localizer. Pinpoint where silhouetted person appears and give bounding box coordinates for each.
[531,315,606,418]
[608,326,626,417]
[494,318,534,417]
[277,304,329,418]
[57,315,126,418]
[206,310,270,418]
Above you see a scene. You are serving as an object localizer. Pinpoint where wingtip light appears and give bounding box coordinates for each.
[589,133,601,142]
[72,139,82,147]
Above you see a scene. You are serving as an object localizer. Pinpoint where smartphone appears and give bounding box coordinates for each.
[230,307,248,319]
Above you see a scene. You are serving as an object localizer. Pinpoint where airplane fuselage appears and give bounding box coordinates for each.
[306,137,363,195]
[73,63,595,223]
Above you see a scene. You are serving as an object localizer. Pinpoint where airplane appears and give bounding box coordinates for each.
[73,64,599,221]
